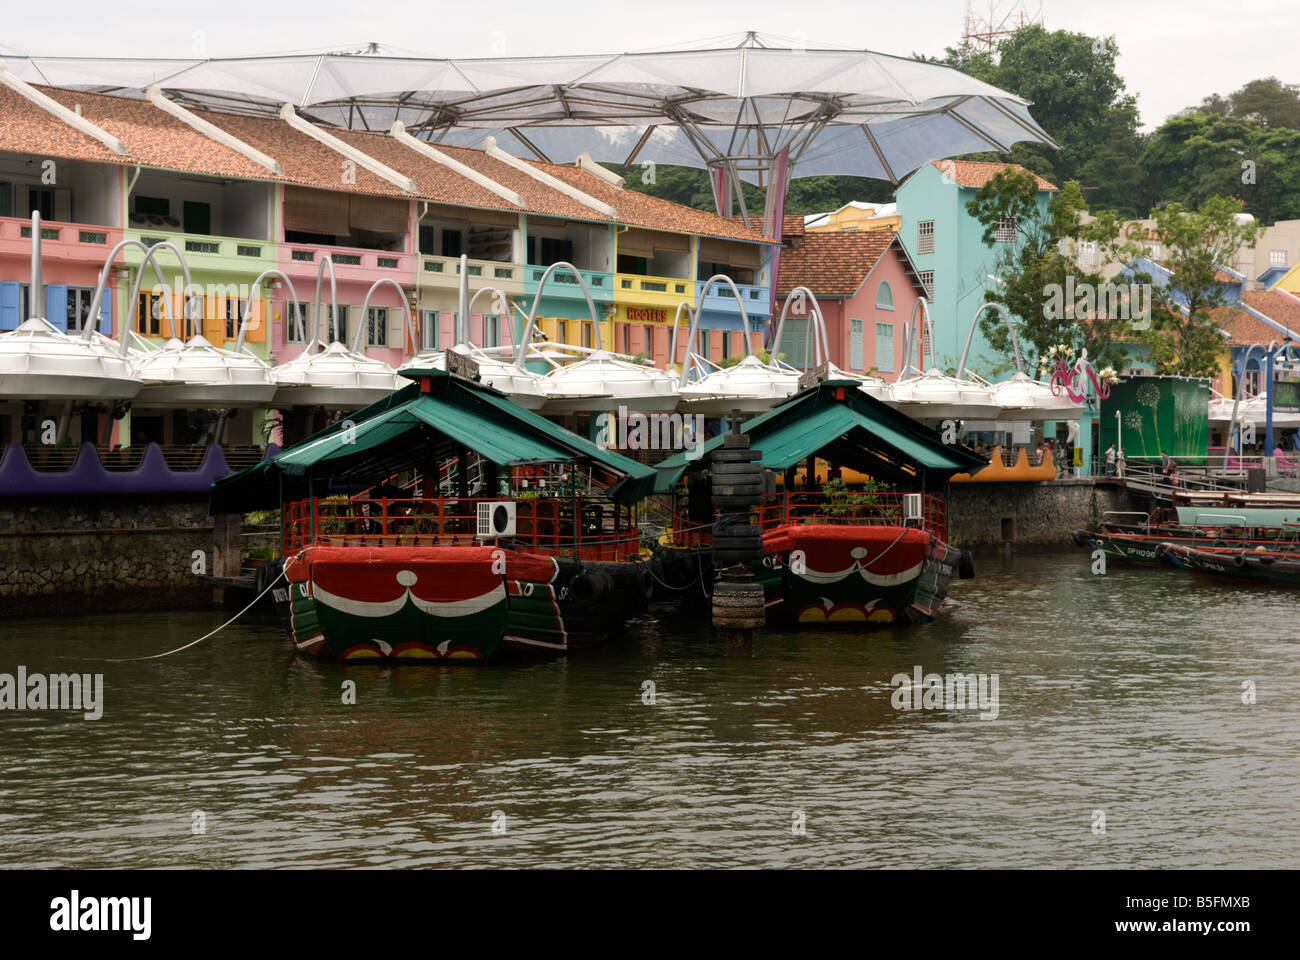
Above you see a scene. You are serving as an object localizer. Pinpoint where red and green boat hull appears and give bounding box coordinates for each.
[274,545,649,660]
[754,524,968,627]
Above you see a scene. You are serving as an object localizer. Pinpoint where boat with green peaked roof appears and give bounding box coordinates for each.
[212,362,657,661]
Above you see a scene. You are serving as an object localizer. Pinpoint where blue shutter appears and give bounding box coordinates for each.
[98,292,112,335]
[0,282,19,331]
[46,284,68,330]
[849,319,863,371]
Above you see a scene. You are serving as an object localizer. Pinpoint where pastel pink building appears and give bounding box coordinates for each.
[775,230,929,379]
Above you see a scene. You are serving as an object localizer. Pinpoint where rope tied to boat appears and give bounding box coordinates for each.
[94,554,303,663]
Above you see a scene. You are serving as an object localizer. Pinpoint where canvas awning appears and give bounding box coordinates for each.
[653,379,986,492]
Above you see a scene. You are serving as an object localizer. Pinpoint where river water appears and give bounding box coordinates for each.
[1,549,1296,869]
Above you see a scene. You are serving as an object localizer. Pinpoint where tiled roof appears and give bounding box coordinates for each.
[1242,289,1300,338]
[533,160,770,242]
[776,230,911,296]
[2,83,772,243]
[1208,305,1280,345]
[927,160,1058,192]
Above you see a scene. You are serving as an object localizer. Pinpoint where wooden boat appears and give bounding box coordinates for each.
[1157,541,1300,587]
[213,364,658,661]
[651,376,984,627]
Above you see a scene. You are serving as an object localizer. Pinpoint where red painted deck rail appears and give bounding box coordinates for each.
[669,491,948,547]
[282,496,641,562]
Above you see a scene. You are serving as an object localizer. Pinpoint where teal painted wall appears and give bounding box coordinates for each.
[897,164,1052,379]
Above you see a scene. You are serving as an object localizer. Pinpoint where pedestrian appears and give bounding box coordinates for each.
[1105,443,1116,478]
[1160,449,1171,477]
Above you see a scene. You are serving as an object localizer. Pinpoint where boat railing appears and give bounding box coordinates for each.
[282,495,641,562]
[668,490,947,546]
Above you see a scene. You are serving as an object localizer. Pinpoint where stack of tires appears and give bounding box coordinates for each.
[710,433,764,569]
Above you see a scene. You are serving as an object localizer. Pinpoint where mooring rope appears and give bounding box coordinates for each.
[95,555,301,663]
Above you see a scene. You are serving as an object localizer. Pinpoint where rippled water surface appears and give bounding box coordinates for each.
[1,550,1296,868]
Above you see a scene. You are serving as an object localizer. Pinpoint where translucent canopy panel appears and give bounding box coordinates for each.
[678,354,801,416]
[990,372,1084,422]
[540,350,679,414]
[130,335,276,408]
[271,341,405,409]
[4,32,1056,184]
[889,368,1002,421]
[398,345,549,411]
[0,318,141,401]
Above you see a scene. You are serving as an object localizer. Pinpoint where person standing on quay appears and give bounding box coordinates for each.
[1105,443,1117,478]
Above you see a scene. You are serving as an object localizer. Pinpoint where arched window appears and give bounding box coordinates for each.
[876,280,894,310]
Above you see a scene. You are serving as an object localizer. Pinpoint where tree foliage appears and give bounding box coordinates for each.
[1131,197,1259,378]
[965,168,1129,373]
[1143,112,1300,224]
[926,27,1149,218]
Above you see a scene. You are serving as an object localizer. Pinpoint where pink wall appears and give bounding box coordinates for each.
[815,246,920,382]
[274,244,413,366]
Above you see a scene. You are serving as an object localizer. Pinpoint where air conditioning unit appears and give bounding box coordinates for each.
[902,493,923,525]
[477,501,516,539]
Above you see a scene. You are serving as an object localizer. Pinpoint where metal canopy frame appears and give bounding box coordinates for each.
[5,31,1058,218]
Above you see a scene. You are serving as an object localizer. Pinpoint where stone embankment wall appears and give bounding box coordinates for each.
[946,479,1136,547]
[0,496,238,616]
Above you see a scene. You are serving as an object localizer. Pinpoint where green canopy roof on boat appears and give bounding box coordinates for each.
[653,379,987,492]
[211,368,656,513]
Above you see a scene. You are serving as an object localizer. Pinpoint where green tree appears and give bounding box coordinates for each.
[926,27,1150,218]
[965,168,1129,372]
[1134,197,1259,378]
[1194,77,1300,130]
[1142,112,1300,223]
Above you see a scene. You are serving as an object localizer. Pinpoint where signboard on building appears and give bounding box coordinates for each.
[1100,375,1210,463]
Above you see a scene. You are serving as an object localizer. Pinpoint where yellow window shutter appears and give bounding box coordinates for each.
[202,294,224,344]
[244,298,267,343]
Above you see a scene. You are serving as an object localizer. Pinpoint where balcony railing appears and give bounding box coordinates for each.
[0,215,121,254]
[420,255,524,289]
[125,228,275,265]
[282,495,640,562]
[524,265,613,299]
[281,243,412,274]
[695,279,769,315]
[619,273,692,297]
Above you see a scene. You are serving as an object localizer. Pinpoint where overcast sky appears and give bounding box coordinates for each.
[0,0,1288,132]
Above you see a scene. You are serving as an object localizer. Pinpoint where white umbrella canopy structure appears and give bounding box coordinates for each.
[989,370,1084,421]
[678,354,802,416]
[889,368,1003,420]
[888,298,1001,420]
[6,32,1057,196]
[0,216,141,402]
[272,340,405,409]
[541,350,680,414]
[0,318,141,401]
[131,335,276,408]
[398,344,549,410]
